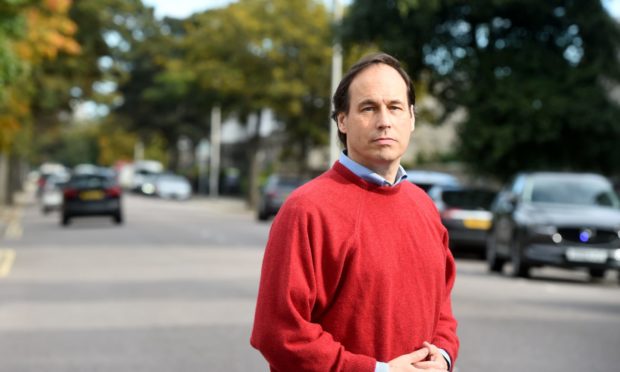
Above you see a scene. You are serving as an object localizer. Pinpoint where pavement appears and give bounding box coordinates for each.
[0,190,29,240]
[190,195,253,216]
[0,190,28,278]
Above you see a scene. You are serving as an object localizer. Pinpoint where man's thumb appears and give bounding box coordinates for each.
[406,347,430,363]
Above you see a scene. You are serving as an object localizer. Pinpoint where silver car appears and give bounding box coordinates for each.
[40,173,69,214]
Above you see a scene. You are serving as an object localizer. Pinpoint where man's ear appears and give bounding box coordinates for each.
[337,112,347,133]
[410,105,416,133]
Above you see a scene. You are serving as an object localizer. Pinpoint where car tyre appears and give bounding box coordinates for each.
[486,232,505,273]
[257,203,269,221]
[510,240,530,278]
[113,212,123,225]
[258,209,269,221]
[61,214,71,226]
[588,268,605,281]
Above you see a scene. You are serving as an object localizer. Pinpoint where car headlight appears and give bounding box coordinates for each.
[141,183,156,194]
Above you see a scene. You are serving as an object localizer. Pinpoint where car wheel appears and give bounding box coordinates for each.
[61,215,71,226]
[258,210,269,221]
[588,268,605,281]
[113,213,123,225]
[257,203,269,221]
[486,231,505,273]
[510,240,530,278]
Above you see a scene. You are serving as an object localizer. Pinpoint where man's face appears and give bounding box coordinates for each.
[337,64,415,173]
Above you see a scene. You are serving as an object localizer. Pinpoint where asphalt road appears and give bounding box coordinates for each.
[0,193,619,372]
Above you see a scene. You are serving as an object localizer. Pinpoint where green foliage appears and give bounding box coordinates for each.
[180,0,333,151]
[112,6,207,152]
[35,124,99,167]
[343,0,620,179]
[0,0,82,157]
[96,118,138,166]
[31,0,165,164]
[142,134,169,165]
[0,0,27,90]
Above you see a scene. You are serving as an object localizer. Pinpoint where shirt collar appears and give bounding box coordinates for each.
[338,151,408,187]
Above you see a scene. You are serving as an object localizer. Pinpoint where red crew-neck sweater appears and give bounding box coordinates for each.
[251,162,459,371]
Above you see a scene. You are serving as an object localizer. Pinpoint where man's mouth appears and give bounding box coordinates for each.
[373,137,396,144]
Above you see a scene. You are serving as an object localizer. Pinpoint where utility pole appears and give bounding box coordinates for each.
[209,106,221,197]
[329,0,343,166]
[196,139,209,195]
[134,141,144,162]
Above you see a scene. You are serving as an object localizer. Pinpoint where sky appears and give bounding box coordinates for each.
[142,0,229,18]
[143,0,349,19]
[144,0,620,20]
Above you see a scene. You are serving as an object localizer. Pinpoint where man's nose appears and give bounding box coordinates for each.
[376,106,392,129]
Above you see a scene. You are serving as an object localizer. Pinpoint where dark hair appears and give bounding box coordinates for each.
[331,52,415,148]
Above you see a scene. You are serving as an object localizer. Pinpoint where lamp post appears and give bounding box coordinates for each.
[329,0,343,166]
[209,105,221,197]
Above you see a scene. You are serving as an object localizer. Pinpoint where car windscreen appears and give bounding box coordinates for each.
[442,190,497,210]
[68,175,114,189]
[527,176,620,208]
[412,183,432,192]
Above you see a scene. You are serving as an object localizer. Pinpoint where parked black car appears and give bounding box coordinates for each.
[429,185,497,257]
[486,172,620,281]
[257,174,305,221]
[61,171,123,226]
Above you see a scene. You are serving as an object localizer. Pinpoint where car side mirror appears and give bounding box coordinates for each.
[507,192,518,204]
[502,193,518,212]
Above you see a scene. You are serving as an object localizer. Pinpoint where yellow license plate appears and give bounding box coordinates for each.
[80,190,104,200]
[463,219,491,230]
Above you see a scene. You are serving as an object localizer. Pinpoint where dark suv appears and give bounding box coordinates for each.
[486,172,620,281]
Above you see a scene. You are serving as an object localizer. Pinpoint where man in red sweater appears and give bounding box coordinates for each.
[251,53,459,372]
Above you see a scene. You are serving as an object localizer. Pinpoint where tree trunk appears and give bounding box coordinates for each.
[7,153,23,205]
[246,110,263,209]
[0,152,9,206]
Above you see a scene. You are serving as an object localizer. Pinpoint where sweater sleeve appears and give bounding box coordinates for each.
[431,229,460,365]
[250,199,377,372]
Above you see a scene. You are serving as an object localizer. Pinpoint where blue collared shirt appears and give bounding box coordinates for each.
[338,151,452,372]
[338,151,408,186]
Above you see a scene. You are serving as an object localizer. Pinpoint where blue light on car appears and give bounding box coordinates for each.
[579,231,590,242]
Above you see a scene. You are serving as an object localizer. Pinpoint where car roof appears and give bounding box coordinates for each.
[520,171,610,182]
[406,170,460,184]
[519,171,605,177]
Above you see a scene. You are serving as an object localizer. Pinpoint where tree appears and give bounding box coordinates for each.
[343,0,620,179]
[0,0,80,204]
[107,3,206,170]
[0,0,80,153]
[176,0,332,204]
[30,0,179,168]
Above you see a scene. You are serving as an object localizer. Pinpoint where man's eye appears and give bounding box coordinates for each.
[362,107,374,112]
[390,106,403,111]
